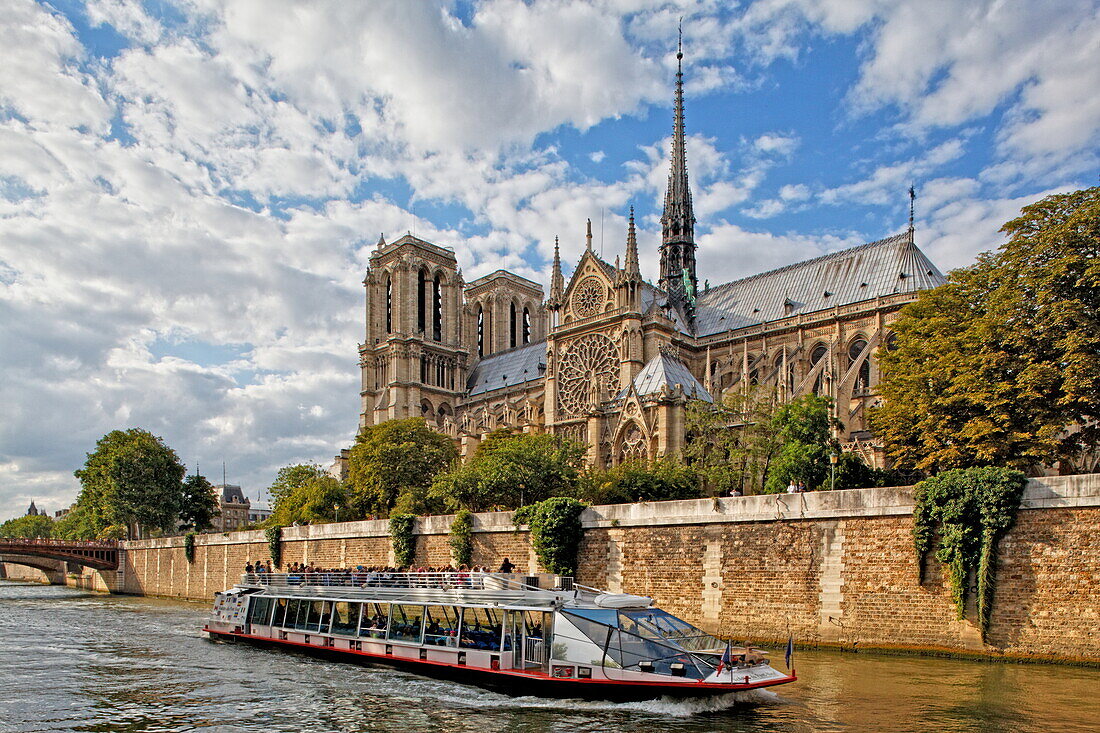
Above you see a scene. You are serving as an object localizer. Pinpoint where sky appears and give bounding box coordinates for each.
[1,0,1098,520]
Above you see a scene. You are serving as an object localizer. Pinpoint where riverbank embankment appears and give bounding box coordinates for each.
[5,473,1098,664]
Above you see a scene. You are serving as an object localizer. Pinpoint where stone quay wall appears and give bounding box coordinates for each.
[8,474,1097,663]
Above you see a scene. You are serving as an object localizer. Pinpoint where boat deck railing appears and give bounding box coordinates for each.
[237,572,602,604]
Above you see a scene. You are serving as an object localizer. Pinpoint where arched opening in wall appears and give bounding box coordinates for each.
[385,276,393,333]
[417,268,428,334]
[432,273,443,342]
[849,338,870,393]
[522,306,531,345]
[509,302,517,349]
[420,355,429,384]
[436,357,446,387]
[618,423,648,464]
[477,307,485,358]
[811,343,829,396]
[421,399,434,421]
[885,332,898,352]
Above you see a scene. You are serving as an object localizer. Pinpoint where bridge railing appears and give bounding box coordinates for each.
[0,538,119,550]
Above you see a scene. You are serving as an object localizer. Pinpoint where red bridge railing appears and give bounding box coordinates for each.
[0,538,120,570]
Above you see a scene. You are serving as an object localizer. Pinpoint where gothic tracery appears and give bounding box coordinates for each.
[558,333,620,417]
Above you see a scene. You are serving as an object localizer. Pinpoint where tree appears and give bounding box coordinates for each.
[683,386,783,495]
[268,464,328,510]
[179,474,218,532]
[346,418,458,516]
[578,458,700,505]
[874,187,1100,472]
[431,432,586,512]
[53,504,96,540]
[73,428,187,538]
[763,394,836,493]
[0,513,54,538]
[268,474,349,526]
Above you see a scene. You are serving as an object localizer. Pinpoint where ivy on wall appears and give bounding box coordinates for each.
[184,532,196,564]
[389,513,417,568]
[913,466,1027,637]
[449,509,473,567]
[514,497,586,576]
[265,525,283,568]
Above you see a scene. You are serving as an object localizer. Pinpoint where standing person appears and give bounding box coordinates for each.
[786,480,798,494]
[797,480,807,493]
[498,557,515,574]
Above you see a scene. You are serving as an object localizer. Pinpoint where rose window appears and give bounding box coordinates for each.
[558,333,620,417]
[572,277,606,318]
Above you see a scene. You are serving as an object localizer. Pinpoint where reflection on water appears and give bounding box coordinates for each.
[1,581,1098,732]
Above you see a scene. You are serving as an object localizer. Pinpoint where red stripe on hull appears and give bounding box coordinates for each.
[204,627,796,701]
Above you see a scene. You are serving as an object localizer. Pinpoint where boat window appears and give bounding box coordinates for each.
[360,602,389,639]
[294,600,312,631]
[247,596,274,626]
[565,608,617,626]
[618,609,722,652]
[552,614,610,667]
[316,601,333,633]
[331,602,360,636]
[616,630,701,677]
[389,604,424,644]
[460,607,502,651]
[271,597,289,627]
[285,599,303,629]
[305,601,324,632]
[424,606,459,647]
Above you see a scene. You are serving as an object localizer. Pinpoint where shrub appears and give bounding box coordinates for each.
[449,509,473,567]
[389,513,417,568]
[184,532,196,564]
[265,525,283,568]
[516,497,586,576]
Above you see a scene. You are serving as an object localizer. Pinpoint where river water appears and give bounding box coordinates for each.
[2,581,1098,733]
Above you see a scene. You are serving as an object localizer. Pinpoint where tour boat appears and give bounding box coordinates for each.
[203,571,796,701]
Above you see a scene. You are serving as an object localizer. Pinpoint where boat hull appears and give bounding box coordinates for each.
[205,627,796,702]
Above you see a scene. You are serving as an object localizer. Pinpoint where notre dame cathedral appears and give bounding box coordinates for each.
[342,45,945,473]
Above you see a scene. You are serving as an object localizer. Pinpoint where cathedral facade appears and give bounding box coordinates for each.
[349,48,945,471]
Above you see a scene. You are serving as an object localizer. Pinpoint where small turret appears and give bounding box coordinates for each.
[548,236,564,310]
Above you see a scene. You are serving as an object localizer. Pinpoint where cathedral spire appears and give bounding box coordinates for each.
[623,205,641,280]
[659,24,697,319]
[548,235,564,309]
[585,218,593,251]
[908,184,916,243]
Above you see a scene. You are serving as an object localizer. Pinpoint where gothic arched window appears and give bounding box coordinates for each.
[477,307,485,358]
[849,338,870,392]
[417,268,428,334]
[385,276,392,333]
[522,307,531,345]
[811,343,829,396]
[509,302,517,349]
[432,273,443,342]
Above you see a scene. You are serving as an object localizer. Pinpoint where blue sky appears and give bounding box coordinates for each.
[1,0,1098,519]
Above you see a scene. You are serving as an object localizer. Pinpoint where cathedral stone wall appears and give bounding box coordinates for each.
[99,474,1100,663]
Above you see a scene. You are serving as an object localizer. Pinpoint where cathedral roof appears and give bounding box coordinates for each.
[466,341,547,397]
[692,232,945,337]
[621,352,713,402]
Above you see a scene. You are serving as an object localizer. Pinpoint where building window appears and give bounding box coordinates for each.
[417,268,427,334]
[432,274,443,342]
[849,338,870,392]
[510,302,517,349]
[522,307,531,345]
[477,307,485,357]
[385,277,392,333]
[811,344,829,396]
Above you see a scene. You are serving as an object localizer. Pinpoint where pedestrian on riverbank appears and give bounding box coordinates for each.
[499,558,515,574]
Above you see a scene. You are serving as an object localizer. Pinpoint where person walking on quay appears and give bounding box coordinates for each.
[498,557,515,574]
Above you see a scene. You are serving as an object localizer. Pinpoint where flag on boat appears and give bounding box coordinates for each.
[715,641,733,675]
[785,635,794,671]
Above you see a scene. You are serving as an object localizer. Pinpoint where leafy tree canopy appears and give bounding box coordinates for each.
[267,464,328,508]
[179,474,218,532]
[874,186,1100,472]
[73,428,187,538]
[578,458,700,505]
[52,504,97,540]
[683,386,784,495]
[347,418,458,517]
[0,513,54,538]
[431,431,586,512]
[268,474,348,526]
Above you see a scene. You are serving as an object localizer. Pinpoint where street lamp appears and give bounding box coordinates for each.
[829,450,839,492]
[334,504,340,524]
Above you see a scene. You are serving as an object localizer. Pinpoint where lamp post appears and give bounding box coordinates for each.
[829,450,839,492]
[334,504,340,524]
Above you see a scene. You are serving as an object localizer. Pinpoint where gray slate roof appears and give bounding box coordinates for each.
[620,352,713,402]
[693,232,945,337]
[466,341,547,397]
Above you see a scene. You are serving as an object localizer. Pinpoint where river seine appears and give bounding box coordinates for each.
[2,581,1098,732]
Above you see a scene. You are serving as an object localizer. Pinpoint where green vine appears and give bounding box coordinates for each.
[184,532,196,564]
[265,525,283,568]
[913,466,1027,638]
[389,513,417,567]
[449,509,473,567]
[516,497,586,576]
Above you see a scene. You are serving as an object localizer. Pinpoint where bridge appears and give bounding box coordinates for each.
[0,538,119,570]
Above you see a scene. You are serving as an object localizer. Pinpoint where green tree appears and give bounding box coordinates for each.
[268,474,349,526]
[431,432,586,512]
[52,504,96,540]
[0,513,54,538]
[684,386,783,495]
[763,395,836,493]
[347,418,458,516]
[267,464,328,509]
[73,428,187,538]
[179,473,218,532]
[874,186,1100,472]
[578,458,700,504]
